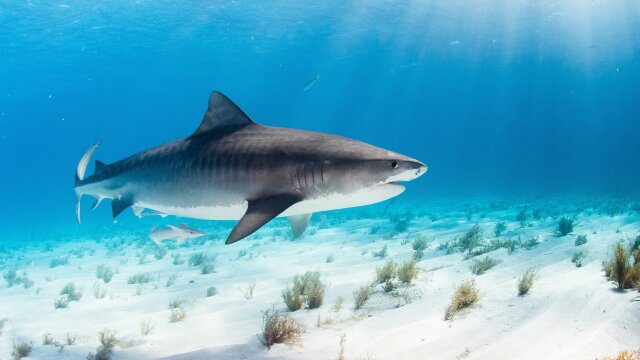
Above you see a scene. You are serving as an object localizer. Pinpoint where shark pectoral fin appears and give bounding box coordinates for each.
[176,237,186,245]
[288,213,312,238]
[112,195,134,219]
[226,194,302,245]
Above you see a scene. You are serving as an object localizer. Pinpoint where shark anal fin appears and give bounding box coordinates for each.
[112,195,134,219]
[288,213,312,237]
[226,194,302,245]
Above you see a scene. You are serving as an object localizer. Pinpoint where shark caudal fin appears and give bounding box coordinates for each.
[75,142,99,185]
[75,142,99,224]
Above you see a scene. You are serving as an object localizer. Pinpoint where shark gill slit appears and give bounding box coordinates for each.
[311,162,316,187]
[231,154,238,184]
[304,163,309,189]
[296,168,303,190]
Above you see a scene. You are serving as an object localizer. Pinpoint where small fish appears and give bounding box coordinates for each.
[399,62,417,69]
[149,224,204,245]
[303,73,320,92]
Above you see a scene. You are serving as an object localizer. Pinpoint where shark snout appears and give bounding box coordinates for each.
[414,162,428,178]
[384,159,427,183]
[405,160,428,181]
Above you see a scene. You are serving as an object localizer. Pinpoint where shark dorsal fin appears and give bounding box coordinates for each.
[190,91,255,138]
[95,160,106,171]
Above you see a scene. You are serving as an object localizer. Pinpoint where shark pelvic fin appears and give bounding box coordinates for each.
[76,142,99,184]
[112,194,134,219]
[190,91,256,138]
[288,213,312,237]
[226,194,302,245]
[132,205,144,218]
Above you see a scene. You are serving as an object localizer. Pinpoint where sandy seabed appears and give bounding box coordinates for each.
[1,198,639,360]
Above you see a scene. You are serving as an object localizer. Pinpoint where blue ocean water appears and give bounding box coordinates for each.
[1,1,639,237]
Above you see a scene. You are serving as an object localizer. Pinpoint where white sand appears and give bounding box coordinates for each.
[1,199,638,360]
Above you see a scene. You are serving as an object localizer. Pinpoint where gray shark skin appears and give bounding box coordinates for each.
[74,91,427,244]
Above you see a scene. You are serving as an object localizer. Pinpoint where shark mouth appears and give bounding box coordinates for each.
[383,165,427,185]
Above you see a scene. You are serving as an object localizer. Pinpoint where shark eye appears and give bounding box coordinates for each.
[391,161,398,169]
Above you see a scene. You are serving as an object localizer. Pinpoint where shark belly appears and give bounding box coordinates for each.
[282,183,405,216]
[136,183,405,220]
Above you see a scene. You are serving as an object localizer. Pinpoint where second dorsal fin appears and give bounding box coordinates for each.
[189,91,255,138]
[95,160,106,172]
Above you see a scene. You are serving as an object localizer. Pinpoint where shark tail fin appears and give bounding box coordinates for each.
[76,195,82,224]
[75,142,99,185]
[75,142,99,224]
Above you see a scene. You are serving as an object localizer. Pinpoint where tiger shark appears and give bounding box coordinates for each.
[74,91,427,244]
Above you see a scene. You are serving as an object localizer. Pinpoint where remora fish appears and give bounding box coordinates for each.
[303,73,320,91]
[74,91,427,244]
[149,224,204,245]
[139,209,169,218]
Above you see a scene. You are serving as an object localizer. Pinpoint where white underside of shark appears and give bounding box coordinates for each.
[135,183,405,221]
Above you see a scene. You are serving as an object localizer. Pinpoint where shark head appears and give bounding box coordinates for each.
[321,140,427,196]
[380,155,428,184]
